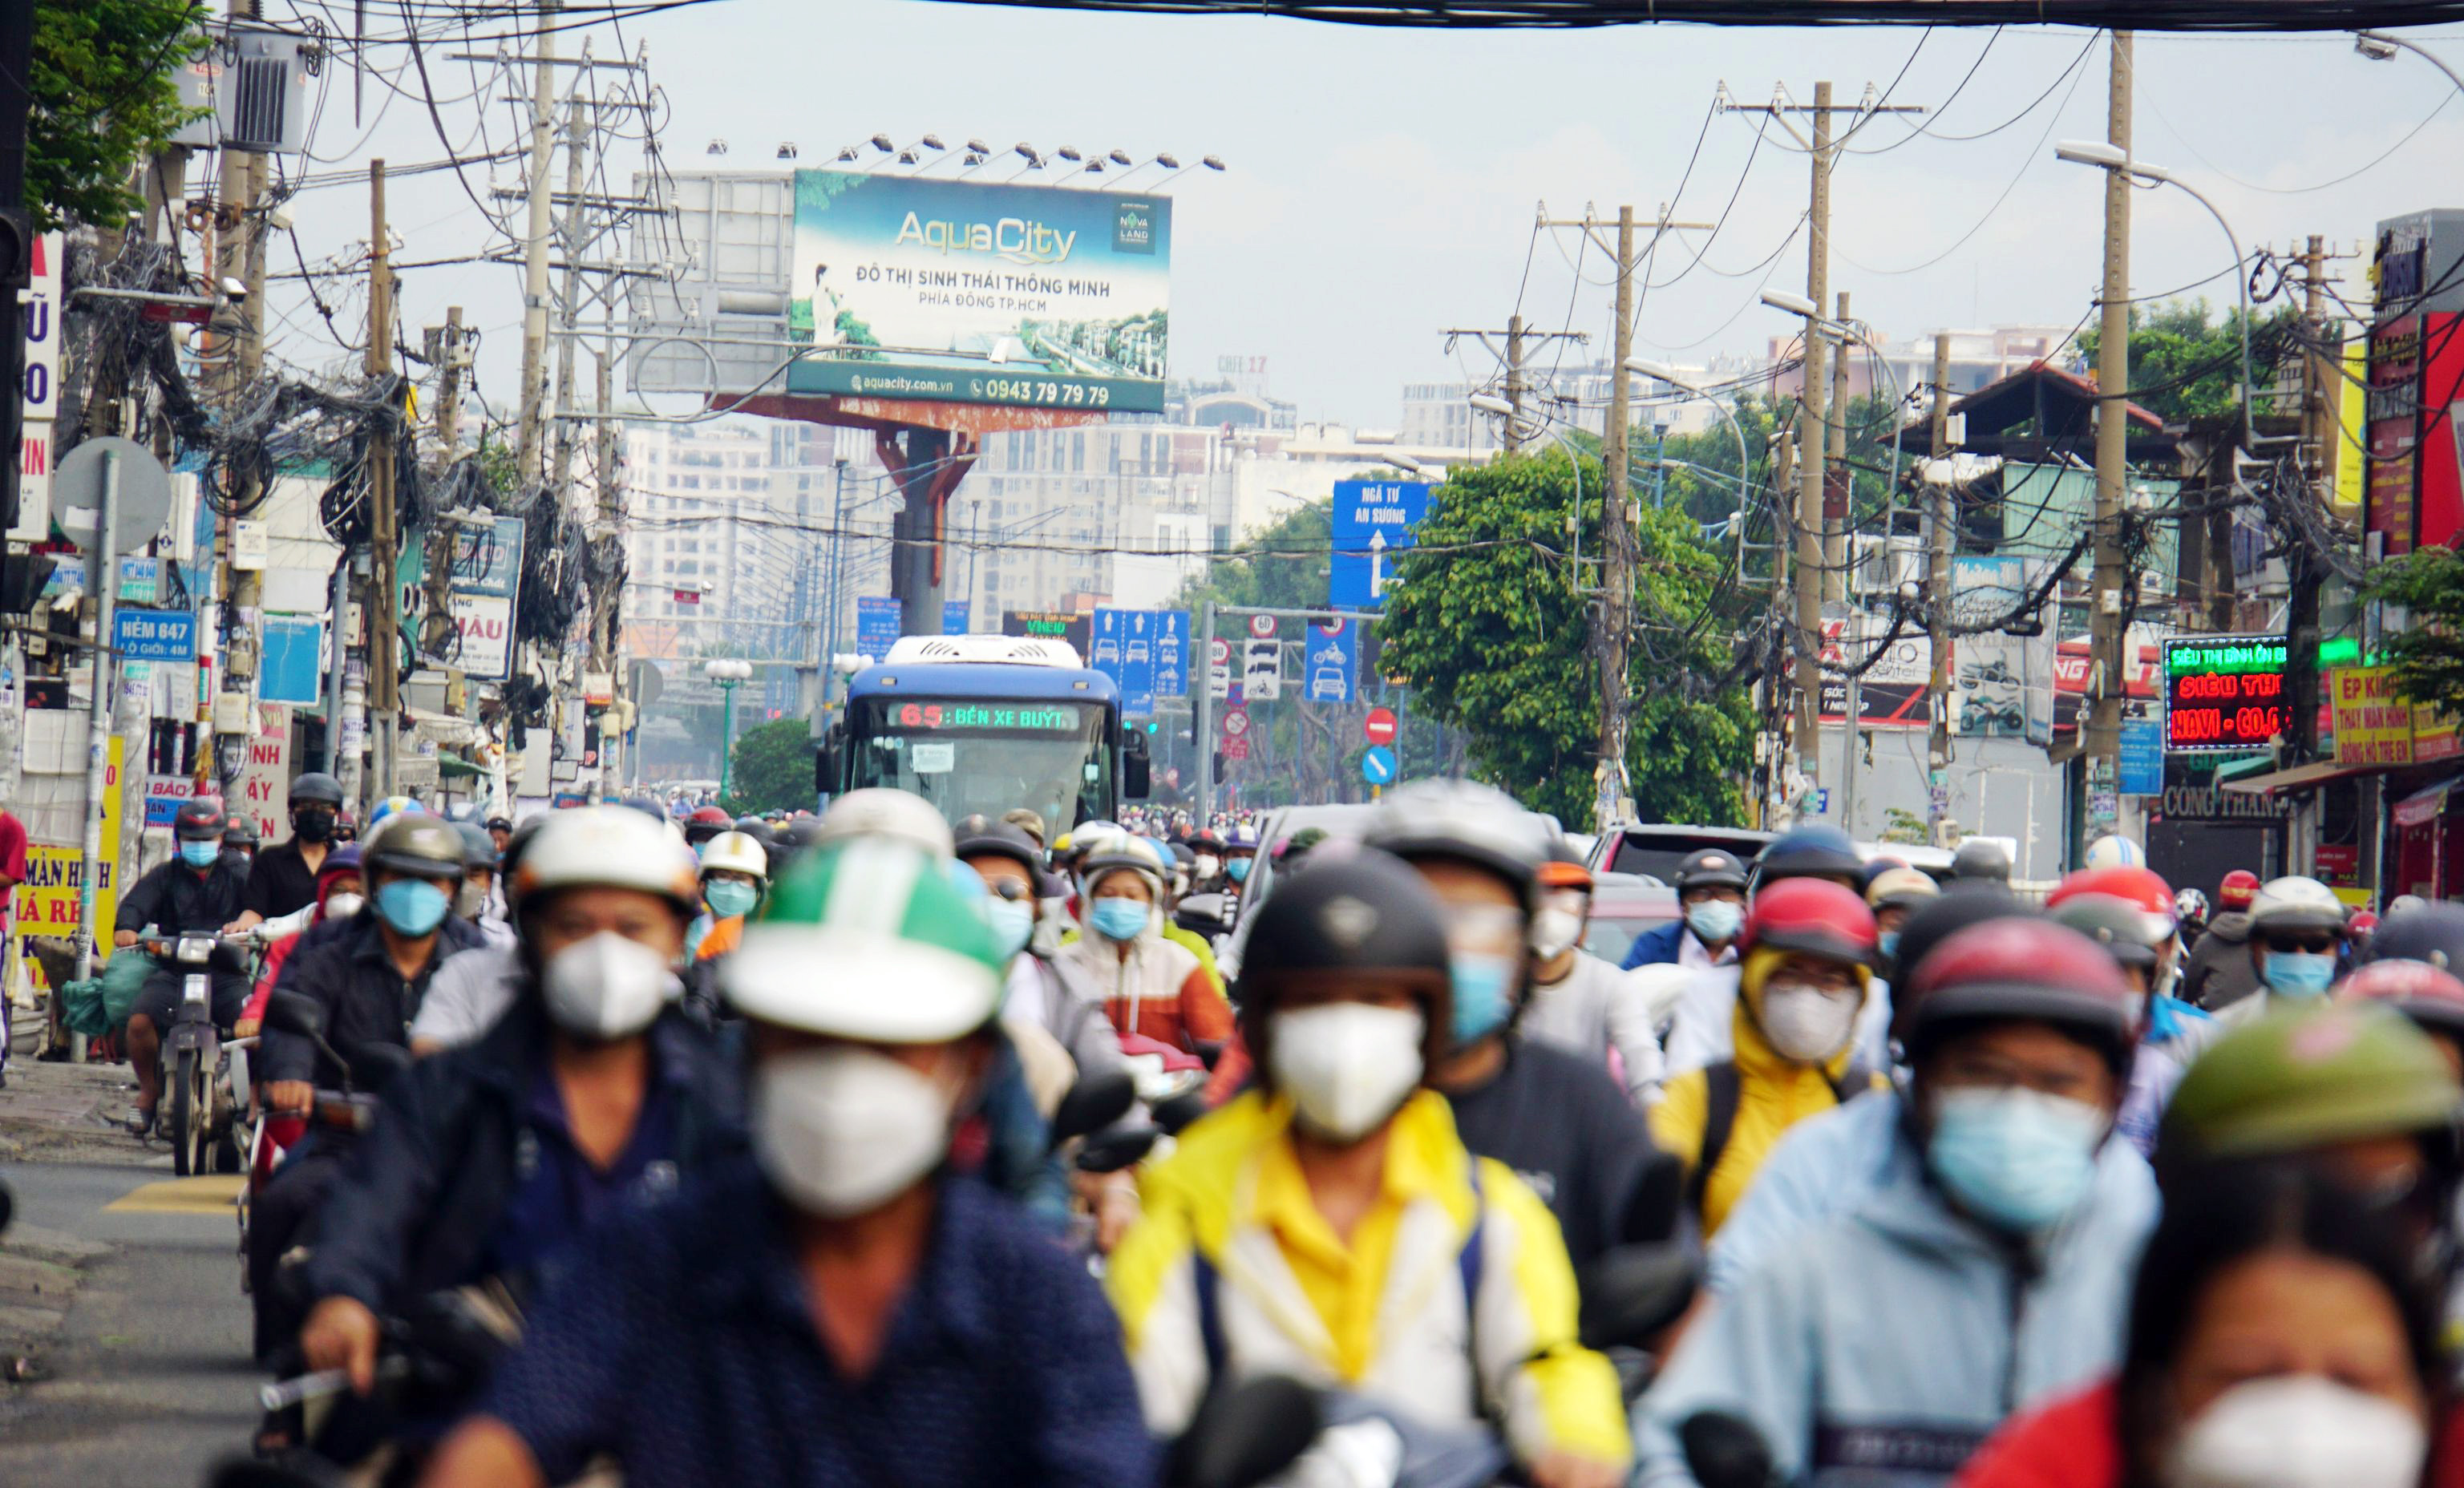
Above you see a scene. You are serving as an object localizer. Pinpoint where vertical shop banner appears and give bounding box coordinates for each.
[235,706,293,844]
[856,596,900,662]
[13,231,63,542]
[1306,618,1357,705]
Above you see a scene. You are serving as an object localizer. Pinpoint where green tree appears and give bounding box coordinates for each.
[722,716,815,816]
[2076,299,2300,425]
[28,2,211,230]
[1378,447,1754,827]
[2363,546,2464,738]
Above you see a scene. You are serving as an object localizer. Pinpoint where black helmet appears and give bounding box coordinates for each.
[484,815,514,834]
[364,816,469,880]
[1236,848,1451,1045]
[1951,838,2013,884]
[952,814,1042,879]
[1885,882,2024,1043]
[1755,825,1863,885]
[1673,847,1750,894]
[174,800,229,841]
[288,772,345,807]
[2364,901,2464,973]
[2047,894,2161,972]
[225,816,260,848]
[451,819,498,871]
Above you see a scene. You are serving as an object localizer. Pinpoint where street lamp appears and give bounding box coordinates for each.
[1467,393,1588,575]
[2053,140,2254,439]
[1624,358,1757,571]
[704,657,755,798]
[2355,29,2464,95]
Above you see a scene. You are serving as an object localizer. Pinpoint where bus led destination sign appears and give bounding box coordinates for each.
[2165,635,2287,753]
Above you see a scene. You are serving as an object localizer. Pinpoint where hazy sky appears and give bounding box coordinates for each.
[263,4,2464,430]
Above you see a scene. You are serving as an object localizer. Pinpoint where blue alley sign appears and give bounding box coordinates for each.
[1306,617,1357,706]
[943,600,970,635]
[1331,479,1432,611]
[113,608,195,662]
[261,614,325,706]
[2121,717,2164,797]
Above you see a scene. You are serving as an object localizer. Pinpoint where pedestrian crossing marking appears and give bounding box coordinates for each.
[103,1175,245,1213]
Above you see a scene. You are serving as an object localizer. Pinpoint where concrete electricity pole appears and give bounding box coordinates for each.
[366,160,400,801]
[513,2,560,485]
[212,0,271,799]
[2086,34,2134,790]
[1926,330,1956,845]
[1441,320,1586,457]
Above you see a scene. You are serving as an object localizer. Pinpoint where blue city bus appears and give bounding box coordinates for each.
[819,635,1151,829]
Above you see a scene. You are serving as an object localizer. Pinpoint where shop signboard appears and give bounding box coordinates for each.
[2332,665,2416,766]
[2164,635,2287,754]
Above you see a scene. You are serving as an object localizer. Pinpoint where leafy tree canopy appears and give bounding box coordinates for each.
[2363,546,2464,742]
[1378,447,1754,827]
[2075,298,2301,426]
[722,716,815,816]
[29,2,211,231]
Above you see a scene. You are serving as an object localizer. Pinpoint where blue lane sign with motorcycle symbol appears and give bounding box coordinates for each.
[1306,617,1357,705]
[1361,744,1398,785]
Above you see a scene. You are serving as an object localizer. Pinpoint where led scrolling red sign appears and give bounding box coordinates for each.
[2164,637,2287,753]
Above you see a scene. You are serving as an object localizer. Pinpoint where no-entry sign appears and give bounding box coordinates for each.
[1364,706,1398,746]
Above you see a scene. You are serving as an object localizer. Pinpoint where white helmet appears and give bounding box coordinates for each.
[2247,875,2349,937]
[814,788,954,859]
[2084,834,2145,871]
[698,830,771,883]
[511,804,702,916]
[1361,778,1551,905]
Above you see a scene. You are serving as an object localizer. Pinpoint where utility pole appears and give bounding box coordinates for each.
[1441,321,1587,456]
[2283,233,2351,876]
[1531,207,1712,831]
[513,2,560,486]
[212,0,271,799]
[366,160,399,802]
[2085,34,2134,801]
[1827,289,1852,604]
[549,92,588,499]
[1926,330,1956,846]
[435,305,467,448]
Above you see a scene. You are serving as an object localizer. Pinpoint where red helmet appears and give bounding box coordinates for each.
[1904,917,2137,1072]
[2338,957,2464,1041]
[2047,865,2176,943]
[2217,869,2263,911]
[1739,877,1877,967]
[690,806,733,826]
[2349,910,2382,937]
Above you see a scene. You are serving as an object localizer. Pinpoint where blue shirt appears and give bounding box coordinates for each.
[479,1158,1159,1488]
[482,1061,680,1284]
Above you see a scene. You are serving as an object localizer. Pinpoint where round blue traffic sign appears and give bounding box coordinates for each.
[1360,745,1398,785]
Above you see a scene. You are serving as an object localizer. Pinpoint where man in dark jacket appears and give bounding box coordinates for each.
[1622,847,1751,972]
[293,807,734,1445]
[116,800,251,1132]
[2182,868,2264,1012]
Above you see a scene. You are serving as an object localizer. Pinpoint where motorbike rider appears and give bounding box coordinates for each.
[2181,868,2264,1011]
[259,815,471,1113]
[1184,826,1226,893]
[2350,907,2384,957]
[1053,831,1236,1063]
[115,799,253,1134]
[683,829,769,964]
[233,845,363,1041]
[485,816,513,857]
[1520,851,1666,1104]
[451,820,514,951]
[233,774,344,932]
[1665,827,1889,1078]
[2171,886,2209,946]
[957,815,1123,1086]
[1107,850,1632,1488]
[1220,823,1260,899]
[2341,958,2464,1080]
[1141,832,1227,996]
[2348,900,2464,1077]
[2212,875,2349,1027]
[1365,779,1676,1266]
[1864,864,1938,969]
[1950,836,2013,885]
[417,834,1157,1488]
[1621,847,1750,972]
[1651,877,1887,1238]
[223,815,261,873]
[294,807,739,1446]
[2043,888,2211,1159]
[682,803,732,850]
[1637,916,2159,1486]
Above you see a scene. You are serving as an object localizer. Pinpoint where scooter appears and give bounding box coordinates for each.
[136,926,259,1177]
[238,993,402,1297]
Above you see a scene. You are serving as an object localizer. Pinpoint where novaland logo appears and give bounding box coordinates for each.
[894,212,1078,265]
[1114,200,1157,255]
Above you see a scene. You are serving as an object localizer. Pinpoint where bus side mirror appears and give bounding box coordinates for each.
[1123,729,1151,800]
[815,722,844,792]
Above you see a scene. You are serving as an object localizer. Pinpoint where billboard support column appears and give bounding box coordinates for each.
[876,427,976,641]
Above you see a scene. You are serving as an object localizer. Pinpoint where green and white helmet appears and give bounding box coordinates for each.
[721,836,1005,1042]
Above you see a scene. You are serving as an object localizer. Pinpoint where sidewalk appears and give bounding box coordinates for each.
[0,1025,139,1167]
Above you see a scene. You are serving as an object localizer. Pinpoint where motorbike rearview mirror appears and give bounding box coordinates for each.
[1174,892,1231,937]
[1167,1374,1323,1488]
[1075,1126,1159,1174]
[1050,1070,1138,1148]
[1680,1410,1779,1488]
[1577,1242,1700,1353]
[0,1181,12,1238]
[264,992,325,1041]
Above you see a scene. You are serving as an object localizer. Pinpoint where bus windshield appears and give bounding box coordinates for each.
[847,696,1113,828]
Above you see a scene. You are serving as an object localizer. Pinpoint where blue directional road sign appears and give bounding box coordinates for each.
[261,614,325,705]
[856,596,900,661]
[1155,610,1189,698]
[942,600,970,635]
[1361,745,1398,785]
[2121,718,2164,796]
[1331,480,1431,611]
[1120,609,1157,719]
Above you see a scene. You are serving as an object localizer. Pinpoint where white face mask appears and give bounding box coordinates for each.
[1269,1003,1426,1143]
[1531,906,1585,962]
[323,891,366,922]
[541,931,675,1040]
[2165,1375,2427,1488]
[1195,853,1221,879]
[1757,981,1860,1063]
[752,1045,959,1216]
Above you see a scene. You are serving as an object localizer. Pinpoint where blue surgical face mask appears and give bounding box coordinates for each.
[179,839,221,869]
[1926,1086,2107,1233]
[1878,929,1902,960]
[1089,898,1150,942]
[1225,858,1252,884]
[704,879,759,921]
[2264,951,2337,1000]
[985,897,1036,958]
[1685,898,1744,944]
[375,878,451,937]
[1449,952,1519,1045]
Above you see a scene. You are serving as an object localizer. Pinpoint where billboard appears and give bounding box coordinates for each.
[1948,555,2055,741]
[1003,608,1090,659]
[787,171,1171,414]
[2164,635,2285,754]
[1818,611,1929,729]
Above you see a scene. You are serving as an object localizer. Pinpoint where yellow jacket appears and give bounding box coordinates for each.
[1107,1088,1631,1473]
[1649,994,1884,1238]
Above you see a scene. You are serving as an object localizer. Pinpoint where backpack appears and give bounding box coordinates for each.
[1687,1057,1875,1215]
